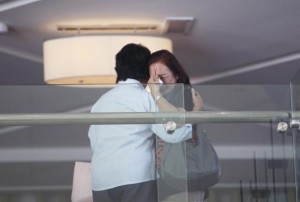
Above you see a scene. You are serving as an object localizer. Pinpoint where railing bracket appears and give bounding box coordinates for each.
[290,119,300,130]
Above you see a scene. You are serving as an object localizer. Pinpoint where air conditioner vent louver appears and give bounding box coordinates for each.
[57,24,161,34]
[57,17,194,35]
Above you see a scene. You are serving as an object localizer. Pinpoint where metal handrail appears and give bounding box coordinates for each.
[0,111,297,126]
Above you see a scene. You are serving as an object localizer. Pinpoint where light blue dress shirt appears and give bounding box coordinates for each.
[88,78,192,191]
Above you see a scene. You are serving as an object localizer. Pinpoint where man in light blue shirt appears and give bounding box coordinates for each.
[89,43,192,202]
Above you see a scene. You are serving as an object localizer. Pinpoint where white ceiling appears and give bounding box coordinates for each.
[0,0,300,84]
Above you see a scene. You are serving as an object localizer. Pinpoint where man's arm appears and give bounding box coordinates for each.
[151,124,192,143]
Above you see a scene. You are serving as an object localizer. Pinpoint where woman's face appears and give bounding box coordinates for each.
[150,62,178,84]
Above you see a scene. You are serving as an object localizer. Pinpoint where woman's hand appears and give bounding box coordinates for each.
[191,88,203,111]
[148,65,161,98]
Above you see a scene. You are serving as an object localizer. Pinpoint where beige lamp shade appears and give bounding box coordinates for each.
[43,35,173,84]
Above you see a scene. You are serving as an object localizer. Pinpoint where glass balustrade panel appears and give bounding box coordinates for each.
[0,83,188,202]
[290,69,300,202]
[191,84,295,202]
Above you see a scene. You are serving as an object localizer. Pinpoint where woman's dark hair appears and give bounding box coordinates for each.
[115,43,151,83]
[149,49,191,85]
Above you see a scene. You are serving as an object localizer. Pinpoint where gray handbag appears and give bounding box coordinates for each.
[160,125,221,191]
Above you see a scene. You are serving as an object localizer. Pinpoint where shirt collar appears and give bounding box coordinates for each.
[118,78,140,84]
[118,78,144,88]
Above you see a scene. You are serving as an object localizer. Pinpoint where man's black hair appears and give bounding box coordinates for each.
[115,43,151,83]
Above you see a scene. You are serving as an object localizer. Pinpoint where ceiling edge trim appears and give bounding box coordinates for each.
[0,44,42,63]
[0,0,41,13]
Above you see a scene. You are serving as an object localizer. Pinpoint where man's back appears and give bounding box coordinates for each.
[89,79,157,191]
